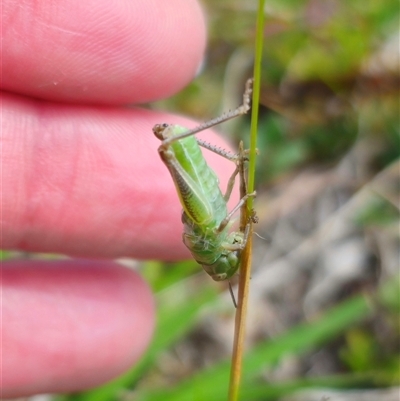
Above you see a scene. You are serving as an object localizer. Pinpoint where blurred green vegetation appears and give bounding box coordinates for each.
[141,1,399,399]
[155,0,399,184]
[56,273,399,401]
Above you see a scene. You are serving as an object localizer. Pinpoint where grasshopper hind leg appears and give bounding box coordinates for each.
[159,78,253,147]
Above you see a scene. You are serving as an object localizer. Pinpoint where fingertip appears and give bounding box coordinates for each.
[2,0,206,104]
[2,259,155,397]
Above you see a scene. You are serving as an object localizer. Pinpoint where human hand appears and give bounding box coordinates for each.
[2,0,235,397]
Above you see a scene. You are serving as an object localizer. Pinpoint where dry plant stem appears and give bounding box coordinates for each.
[228,142,254,400]
[228,223,253,401]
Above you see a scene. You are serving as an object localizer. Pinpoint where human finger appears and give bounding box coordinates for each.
[2,0,206,104]
[2,259,154,398]
[2,92,236,259]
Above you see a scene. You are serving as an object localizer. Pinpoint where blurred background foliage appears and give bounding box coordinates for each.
[137,1,400,399]
[8,1,400,400]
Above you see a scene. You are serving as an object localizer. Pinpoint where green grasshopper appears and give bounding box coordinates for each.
[153,79,255,281]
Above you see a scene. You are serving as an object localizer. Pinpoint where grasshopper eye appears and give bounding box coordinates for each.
[152,123,169,140]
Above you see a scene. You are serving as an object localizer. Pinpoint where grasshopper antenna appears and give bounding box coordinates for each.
[229,281,238,308]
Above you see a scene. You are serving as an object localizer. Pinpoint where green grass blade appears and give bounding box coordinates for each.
[247,0,265,201]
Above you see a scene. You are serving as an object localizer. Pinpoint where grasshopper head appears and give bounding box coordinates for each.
[152,123,170,140]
